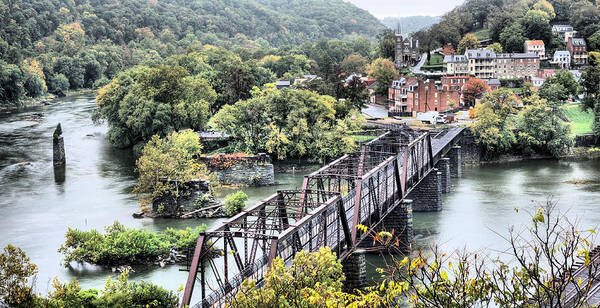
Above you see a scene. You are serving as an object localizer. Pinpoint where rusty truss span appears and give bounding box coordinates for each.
[181,126,465,307]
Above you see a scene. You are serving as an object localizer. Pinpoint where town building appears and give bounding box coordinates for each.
[388,77,461,114]
[466,49,496,79]
[530,77,545,89]
[275,80,291,89]
[443,55,469,75]
[552,51,571,69]
[552,25,577,43]
[444,49,540,79]
[537,69,556,79]
[483,78,501,90]
[495,53,540,79]
[567,37,588,67]
[394,25,420,69]
[524,40,546,60]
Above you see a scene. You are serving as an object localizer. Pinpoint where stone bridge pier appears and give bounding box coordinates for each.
[407,143,463,212]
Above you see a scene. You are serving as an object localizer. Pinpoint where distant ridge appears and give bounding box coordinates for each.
[380,16,441,35]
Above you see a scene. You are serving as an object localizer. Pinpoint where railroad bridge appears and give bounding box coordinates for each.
[181,126,466,307]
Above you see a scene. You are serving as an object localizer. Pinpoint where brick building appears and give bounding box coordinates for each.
[495,53,540,79]
[444,49,540,79]
[567,37,588,67]
[389,77,461,114]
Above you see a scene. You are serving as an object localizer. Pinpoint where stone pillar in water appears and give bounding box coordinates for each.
[437,157,451,193]
[53,123,66,166]
[342,249,366,293]
[407,168,442,212]
[449,145,461,178]
[358,200,413,252]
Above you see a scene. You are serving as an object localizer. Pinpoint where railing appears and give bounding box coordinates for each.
[181,126,462,308]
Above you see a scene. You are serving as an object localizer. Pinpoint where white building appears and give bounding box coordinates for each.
[553,51,571,69]
[524,40,546,60]
[552,25,577,43]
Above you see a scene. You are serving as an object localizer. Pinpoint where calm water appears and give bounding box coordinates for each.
[1,96,600,296]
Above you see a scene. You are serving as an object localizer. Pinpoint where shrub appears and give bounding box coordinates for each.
[0,245,38,307]
[48,74,69,94]
[224,191,248,216]
[58,221,205,266]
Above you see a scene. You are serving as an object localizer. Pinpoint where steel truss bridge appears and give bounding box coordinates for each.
[181,126,465,307]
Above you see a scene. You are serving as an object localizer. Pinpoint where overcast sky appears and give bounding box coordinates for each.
[345,0,465,18]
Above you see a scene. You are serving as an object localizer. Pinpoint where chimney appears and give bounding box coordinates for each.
[568,36,573,49]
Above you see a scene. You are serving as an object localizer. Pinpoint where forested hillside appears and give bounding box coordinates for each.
[412,0,600,53]
[380,16,441,34]
[0,0,384,108]
[0,0,384,50]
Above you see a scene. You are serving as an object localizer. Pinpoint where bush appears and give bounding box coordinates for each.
[224,191,248,216]
[46,272,178,308]
[23,74,45,98]
[48,74,69,94]
[92,76,110,89]
[58,221,205,266]
[0,245,38,307]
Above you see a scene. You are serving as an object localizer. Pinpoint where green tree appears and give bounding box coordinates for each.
[366,58,397,97]
[588,28,600,52]
[582,52,600,137]
[457,33,480,54]
[48,74,69,94]
[533,0,556,20]
[93,65,216,148]
[341,76,368,111]
[516,94,573,157]
[0,60,24,107]
[521,10,553,45]
[340,54,368,74]
[485,42,503,53]
[224,191,248,216]
[376,29,396,60]
[211,88,361,162]
[133,130,208,212]
[231,247,346,307]
[500,23,526,53]
[0,245,38,307]
[58,221,205,266]
[470,89,518,157]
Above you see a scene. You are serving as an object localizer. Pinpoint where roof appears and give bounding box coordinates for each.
[531,77,545,83]
[572,38,586,46]
[553,25,573,31]
[496,53,539,59]
[525,40,545,46]
[444,55,467,63]
[275,80,291,86]
[554,50,570,56]
[483,78,501,85]
[367,81,379,89]
[466,49,496,59]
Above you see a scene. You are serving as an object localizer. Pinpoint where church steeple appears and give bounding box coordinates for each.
[396,22,402,37]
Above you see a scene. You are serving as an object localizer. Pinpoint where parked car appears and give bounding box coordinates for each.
[416,112,446,124]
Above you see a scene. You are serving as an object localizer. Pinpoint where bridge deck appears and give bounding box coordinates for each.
[181,126,464,307]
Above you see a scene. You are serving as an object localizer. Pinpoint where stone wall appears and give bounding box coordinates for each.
[449,146,462,178]
[358,200,414,251]
[460,129,482,164]
[342,249,366,293]
[575,134,599,147]
[407,169,442,212]
[200,153,275,186]
[437,158,451,193]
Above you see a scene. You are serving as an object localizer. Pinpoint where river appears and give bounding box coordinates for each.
[1,96,600,296]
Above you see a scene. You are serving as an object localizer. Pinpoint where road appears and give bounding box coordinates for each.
[412,53,428,74]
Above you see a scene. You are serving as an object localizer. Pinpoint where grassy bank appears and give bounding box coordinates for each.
[563,104,593,135]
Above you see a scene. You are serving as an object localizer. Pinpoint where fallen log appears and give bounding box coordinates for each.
[181,203,223,218]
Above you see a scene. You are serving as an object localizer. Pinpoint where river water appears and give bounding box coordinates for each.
[1,96,600,296]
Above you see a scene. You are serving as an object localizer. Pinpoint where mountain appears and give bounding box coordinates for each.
[380,16,441,35]
[0,0,386,51]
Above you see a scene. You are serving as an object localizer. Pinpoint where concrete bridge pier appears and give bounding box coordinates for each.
[407,169,442,212]
[342,249,366,293]
[449,145,461,178]
[437,158,451,193]
[357,200,414,251]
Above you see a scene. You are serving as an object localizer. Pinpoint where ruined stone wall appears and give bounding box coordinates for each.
[200,153,275,186]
